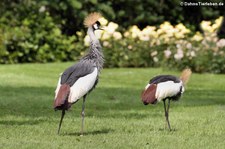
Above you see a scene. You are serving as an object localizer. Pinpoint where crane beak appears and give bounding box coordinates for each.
[98,26,105,30]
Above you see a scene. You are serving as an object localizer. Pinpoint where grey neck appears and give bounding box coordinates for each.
[82,27,104,72]
[87,27,98,43]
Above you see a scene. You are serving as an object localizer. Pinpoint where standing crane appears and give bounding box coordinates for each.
[54,12,104,135]
[141,69,192,130]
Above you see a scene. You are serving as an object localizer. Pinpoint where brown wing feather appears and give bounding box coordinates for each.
[141,84,157,105]
[54,84,71,110]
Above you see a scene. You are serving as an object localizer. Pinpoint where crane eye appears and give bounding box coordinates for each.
[93,24,98,30]
[93,21,101,30]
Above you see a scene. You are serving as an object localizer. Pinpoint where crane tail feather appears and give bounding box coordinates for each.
[54,84,71,110]
[180,68,192,85]
[141,84,157,105]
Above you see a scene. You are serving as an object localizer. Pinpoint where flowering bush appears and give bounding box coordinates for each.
[79,16,224,73]
[0,4,224,74]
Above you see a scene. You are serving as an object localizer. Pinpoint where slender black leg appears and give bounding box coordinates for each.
[166,100,171,131]
[58,109,65,134]
[81,95,86,135]
[163,100,167,128]
[163,100,171,131]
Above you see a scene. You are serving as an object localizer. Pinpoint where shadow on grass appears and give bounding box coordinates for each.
[62,128,114,136]
[158,128,177,132]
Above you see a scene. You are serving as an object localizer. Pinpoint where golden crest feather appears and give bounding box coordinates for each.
[84,12,102,28]
[180,68,192,85]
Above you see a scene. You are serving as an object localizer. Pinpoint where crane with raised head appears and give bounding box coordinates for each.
[53,12,104,135]
[141,69,192,130]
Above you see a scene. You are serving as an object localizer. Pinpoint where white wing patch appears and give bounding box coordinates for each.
[155,81,184,102]
[144,84,150,90]
[68,68,98,103]
[54,73,62,99]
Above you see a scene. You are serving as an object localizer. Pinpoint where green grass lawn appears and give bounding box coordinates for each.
[0,63,225,149]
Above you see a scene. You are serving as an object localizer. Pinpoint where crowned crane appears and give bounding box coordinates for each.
[141,69,192,130]
[53,12,104,135]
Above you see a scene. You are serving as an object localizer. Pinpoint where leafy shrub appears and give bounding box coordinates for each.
[0,3,81,63]
[81,16,225,73]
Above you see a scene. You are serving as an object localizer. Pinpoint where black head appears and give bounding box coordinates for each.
[92,21,102,30]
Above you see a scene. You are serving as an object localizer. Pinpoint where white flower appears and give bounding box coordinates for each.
[153,57,159,62]
[190,51,196,57]
[99,17,108,26]
[160,22,174,31]
[113,32,122,40]
[174,32,185,39]
[186,43,192,49]
[192,32,203,41]
[215,16,223,25]
[175,23,191,34]
[174,49,184,60]
[176,44,181,49]
[139,26,156,41]
[151,51,158,57]
[101,32,111,40]
[186,50,196,58]
[128,45,133,49]
[124,31,130,37]
[201,20,213,32]
[105,22,119,34]
[129,25,141,38]
[216,38,225,48]
[142,26,156,34]
[212,24,219,31]
[211,16,224,31]
[164,49,172,58]
[103,41,109,47]
[156,29,164,35]
[139,35,149,41]
[165,29,175,37]
[149,30,158,38]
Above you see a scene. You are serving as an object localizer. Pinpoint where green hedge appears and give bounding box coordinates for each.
[0,11,80,63]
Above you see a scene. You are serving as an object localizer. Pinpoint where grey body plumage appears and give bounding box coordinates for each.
[54,13,104,135]
[60,61,96,87]
[61,42,104,88]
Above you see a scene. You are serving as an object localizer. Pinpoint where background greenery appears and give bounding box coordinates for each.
[0,0,224,73]
[0,63,225,149]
